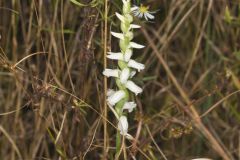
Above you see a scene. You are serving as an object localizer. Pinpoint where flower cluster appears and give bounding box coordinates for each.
[103,0,145,139]
[131,4,155,21]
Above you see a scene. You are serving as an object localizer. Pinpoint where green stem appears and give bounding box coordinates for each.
[114,79,129,158]
[115,130,121,159]
[114,0,132,158]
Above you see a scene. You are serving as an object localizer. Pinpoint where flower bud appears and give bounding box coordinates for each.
[118,116,129,135]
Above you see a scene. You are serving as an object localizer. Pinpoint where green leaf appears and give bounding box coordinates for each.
[56,147,67,158]
[70,0,87,7]
[47,128,56,142]
[224,6,232,24]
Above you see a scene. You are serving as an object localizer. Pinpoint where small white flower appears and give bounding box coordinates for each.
[122,102,136,112]
[130,70,136,78]
[118,116,128,135]
[111,31,124,40]
[124,49,133,62]
[130,24,141,29]
[130,42,145,49]
[120,68,130,84]
[125,80,143,95]
[131,4,156,21]
[128,59,145,72]
[103,69,119,78]
[107,90,125,106]
[131,6,139,12]
[107,52,124,60]
[116,12,125,22]
[106,50,133,62]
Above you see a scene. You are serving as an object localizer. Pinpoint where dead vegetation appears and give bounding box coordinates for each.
[0,0,240,159]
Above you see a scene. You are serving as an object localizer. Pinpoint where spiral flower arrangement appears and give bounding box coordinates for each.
[103,0,155,155]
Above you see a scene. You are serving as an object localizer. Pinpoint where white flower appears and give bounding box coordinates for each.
[107,90,125,106]
[130,70,136,78]
[124,49,133,62]
[130,24,141,29]
[118,116,128,135]
[106,89,120,119]
[120,68,130,84]
[111,31,134,41]
[116,12,125,22]
[107,50,133,62]
[128,59,145,72]
[130,42,145,49]
[107,52,124,60]
[115,13,136,30]
[111,31,124,40]
[103,69,119,78]
[122,102,136,112]
[125,80,143,95]
[131,4,155,21]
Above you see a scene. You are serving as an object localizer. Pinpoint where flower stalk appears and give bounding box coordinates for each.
[103,0,146,157]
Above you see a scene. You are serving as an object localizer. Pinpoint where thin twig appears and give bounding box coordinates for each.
[103,0,108,158]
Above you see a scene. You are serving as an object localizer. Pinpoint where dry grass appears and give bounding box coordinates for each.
[0,0,240,159]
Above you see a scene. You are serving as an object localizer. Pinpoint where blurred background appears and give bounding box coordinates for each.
[0,0,240,159]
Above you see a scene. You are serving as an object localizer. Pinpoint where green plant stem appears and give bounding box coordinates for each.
[114,0,132,158]
[115,130,121,159]
[114,99,124,158]
[114,86,129,158]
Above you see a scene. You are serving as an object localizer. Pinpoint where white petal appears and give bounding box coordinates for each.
[107,90,125,106]
[118,116,128,135]
[145,12,155,20]
[124,49,133,62]
[111,32,124,40]
[133,11,140,17]
[107,89,115,97]
[125,81,143,95]
[132,10,137,14]
[103,69,119,78]
[130,24,141,29]
[107,52,124,60]
[120,68,130,84]
[128,60,145,72]
[130,42,145,49]
[122,102,136,112]
[130,70,136,78]
[131,6,139,11]
[144,14,148,21]
[116,12,125,22]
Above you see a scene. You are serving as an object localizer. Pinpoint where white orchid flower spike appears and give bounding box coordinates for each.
[103,0,146,150]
